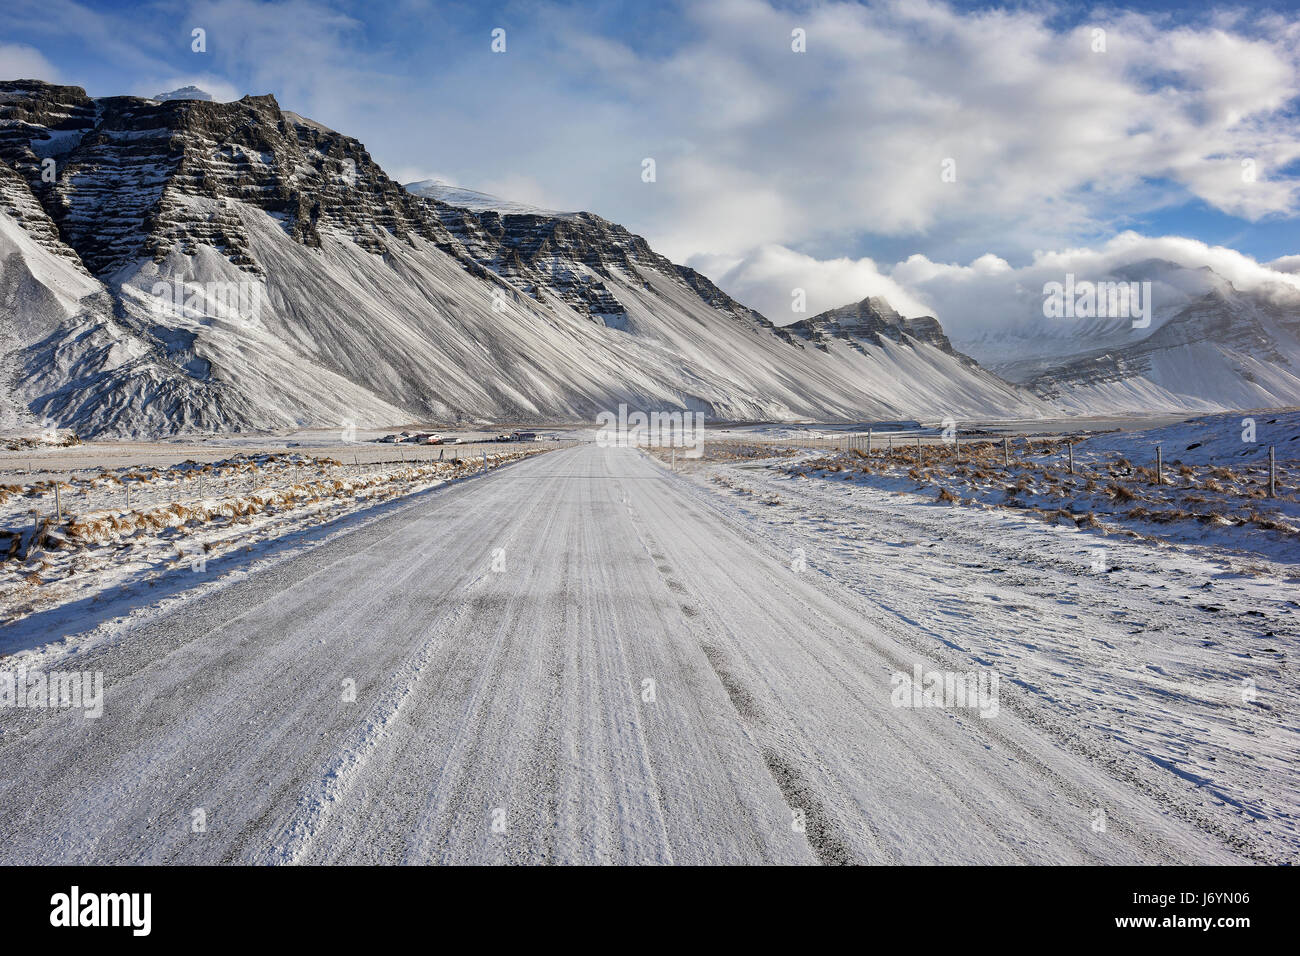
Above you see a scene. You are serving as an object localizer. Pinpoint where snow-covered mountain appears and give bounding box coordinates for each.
[153,86,214,102]
[958,258,1233,374]
[782,296,979,364]
[0,79,1050,437]
[405,179,571,218]
[945,254,1300,414]
[1021,285,1300,412]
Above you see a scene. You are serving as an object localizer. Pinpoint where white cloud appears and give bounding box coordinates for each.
[890,232,1300,348]
[689,245,932,323]
[0,43,60,82]
[511,0,1300,267]
[697,233,1300,364]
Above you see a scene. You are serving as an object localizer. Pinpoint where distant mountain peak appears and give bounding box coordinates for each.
[780,294,975,364]
[405,179,573,218]
[154,85,213,102]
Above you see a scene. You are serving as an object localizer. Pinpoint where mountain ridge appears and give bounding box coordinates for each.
[0,79,1050,436]
[1021,284,1300,412]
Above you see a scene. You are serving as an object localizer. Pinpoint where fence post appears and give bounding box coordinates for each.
[1068,442,1074,476]
[867,428,872,456]
[917,433,922,464]
[1269,445,1276,498]
[1156,445,1163,486]
[1004,437,1010,469]
[55,482,62,521]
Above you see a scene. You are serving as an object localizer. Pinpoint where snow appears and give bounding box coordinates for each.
[1076,409,1300,466]
[2,199,1053,437]
[0,444,559,655]
[153,87,214,103]
[0,442,1268,863]
[725,411,1299,564]
[653,439,1299,862]
[404,179,574,218]
[1027,290,1300,414]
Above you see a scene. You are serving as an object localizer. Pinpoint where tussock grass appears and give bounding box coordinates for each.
[1107,482,1137,502]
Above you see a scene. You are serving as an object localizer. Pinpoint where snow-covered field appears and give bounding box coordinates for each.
[710,410,1300,561]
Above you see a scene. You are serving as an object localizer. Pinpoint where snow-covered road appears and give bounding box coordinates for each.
[0,444,1261,863]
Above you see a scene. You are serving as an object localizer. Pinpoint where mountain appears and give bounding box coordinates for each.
[1021,285,1300,412]
[405,179,570,218]
[154,86,214,102]
[957,258,1232,376]
[0,79,1049,437]
[782,296,978,363]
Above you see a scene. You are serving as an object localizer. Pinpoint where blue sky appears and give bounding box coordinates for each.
[2,0,1298,323]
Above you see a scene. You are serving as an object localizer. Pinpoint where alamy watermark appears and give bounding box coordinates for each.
[150,275,264,330]
[50,886,150,936]
[1043,274,1152,329]
[891,663,999,718]
[2,668,103,718]
[596,405,705,458]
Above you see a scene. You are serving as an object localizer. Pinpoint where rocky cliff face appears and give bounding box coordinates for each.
[0,81,466,277]
[781,296,976,363]
[0,79,1050,436]
[0,80,772,329]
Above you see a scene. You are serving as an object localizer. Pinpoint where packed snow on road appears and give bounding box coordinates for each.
[0,416,1294,864]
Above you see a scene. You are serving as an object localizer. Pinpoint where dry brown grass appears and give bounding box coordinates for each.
[1107,482,1137,502]
[1245,510,1294,533]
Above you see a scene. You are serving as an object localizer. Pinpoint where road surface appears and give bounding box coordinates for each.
[0,444,1247,863]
